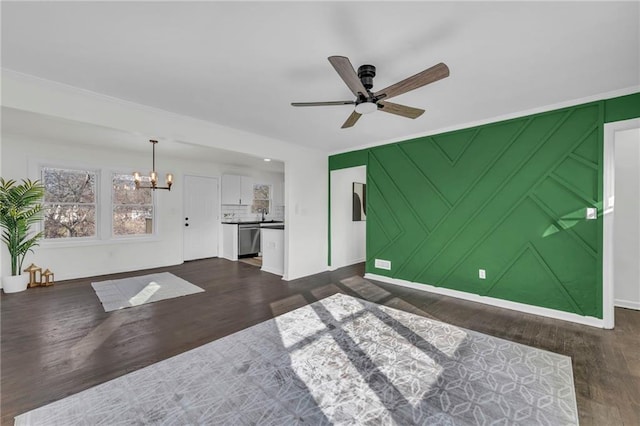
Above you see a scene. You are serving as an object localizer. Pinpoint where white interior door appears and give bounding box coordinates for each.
[184,175,219,261]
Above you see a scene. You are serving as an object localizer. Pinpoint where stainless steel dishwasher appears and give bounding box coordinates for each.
[238,224,260,257]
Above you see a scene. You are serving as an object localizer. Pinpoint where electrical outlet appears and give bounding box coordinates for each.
[586,207,597,220]
[479,269,486,279]
[375,259,392,270]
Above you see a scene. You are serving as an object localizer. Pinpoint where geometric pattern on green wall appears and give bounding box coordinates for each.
[366,103,602,318]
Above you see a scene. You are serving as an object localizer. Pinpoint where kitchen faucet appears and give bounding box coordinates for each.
[259,208,269,221]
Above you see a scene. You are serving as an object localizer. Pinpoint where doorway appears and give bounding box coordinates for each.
[603,118,640,328]
[330,166,366,269]
[183,175,219,261]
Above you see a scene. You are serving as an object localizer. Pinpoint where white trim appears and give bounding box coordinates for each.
[614,299,640,310]
[34,161,162,246]
[330,86,640,156]
[365,273,605,328]
[603,118,640,329]
[260,266,283,276]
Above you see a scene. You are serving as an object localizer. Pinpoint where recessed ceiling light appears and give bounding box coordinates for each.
[264,158,271,162]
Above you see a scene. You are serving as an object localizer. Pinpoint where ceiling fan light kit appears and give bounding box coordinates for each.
[355,102,377,114]
[291,55,449,128]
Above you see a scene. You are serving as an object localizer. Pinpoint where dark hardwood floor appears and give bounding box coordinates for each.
[1,258,638,425]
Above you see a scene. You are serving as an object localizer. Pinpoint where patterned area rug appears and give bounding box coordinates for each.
[15,293,578,425]
[91,272,204,312]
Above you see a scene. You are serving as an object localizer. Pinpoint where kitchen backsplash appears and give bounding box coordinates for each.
[221,204,284,222]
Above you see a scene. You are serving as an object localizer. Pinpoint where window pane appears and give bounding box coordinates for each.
[113,174,152,205]
[44,205,96,239]
[113,206,153,236]
[43,168,96,203]
[251,199,270,214]
[253,184,270,200]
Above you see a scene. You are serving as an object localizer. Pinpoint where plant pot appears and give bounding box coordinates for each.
[2,273,29,293]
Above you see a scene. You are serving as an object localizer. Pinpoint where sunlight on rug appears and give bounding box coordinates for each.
[15,293,578,425]
[91,272,204,312]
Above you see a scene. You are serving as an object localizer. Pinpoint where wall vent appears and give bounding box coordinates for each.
[374,259,392,270]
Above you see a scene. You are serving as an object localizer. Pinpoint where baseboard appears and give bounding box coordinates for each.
[364,273,605,328]
[615,298,640,310]
[261,266,284,276]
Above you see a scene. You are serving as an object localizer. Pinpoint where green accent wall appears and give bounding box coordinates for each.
[329,148,369,171]
[329,92,640,319]
[604,92,640,123]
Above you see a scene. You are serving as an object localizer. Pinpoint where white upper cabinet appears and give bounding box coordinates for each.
[222,174,254,205]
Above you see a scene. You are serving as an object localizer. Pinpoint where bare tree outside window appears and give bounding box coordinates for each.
[42,167,97,239]
[251,184,271,214]
[112,174,153,236]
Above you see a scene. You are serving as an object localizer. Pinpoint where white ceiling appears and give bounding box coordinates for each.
[2,1,639,153]
[1,107,285,173]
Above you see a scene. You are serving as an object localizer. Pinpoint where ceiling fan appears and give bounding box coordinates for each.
[291,56,450,128]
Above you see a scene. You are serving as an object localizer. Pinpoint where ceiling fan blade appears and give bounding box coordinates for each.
[291,100,355,107]
[328,56,369,98]
[341,110,362,128]
[377,101,425,119]
[374,62,449,100]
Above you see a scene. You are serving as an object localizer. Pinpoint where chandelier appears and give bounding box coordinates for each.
[133,139,173,191]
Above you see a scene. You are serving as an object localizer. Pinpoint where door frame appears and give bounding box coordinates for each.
[182,174,221,262]
[602,118,640,329]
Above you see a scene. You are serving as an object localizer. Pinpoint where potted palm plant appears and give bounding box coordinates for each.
[0,178,45,293]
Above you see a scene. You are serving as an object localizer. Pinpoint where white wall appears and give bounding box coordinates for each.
[614,127,640,310]
[0,134,285,281]
[283,156,328,280]
[1,70,329,281]
[330,166,366,269]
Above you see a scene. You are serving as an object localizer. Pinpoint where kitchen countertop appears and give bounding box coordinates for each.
[260,225,284,230]
[222,220,284,225]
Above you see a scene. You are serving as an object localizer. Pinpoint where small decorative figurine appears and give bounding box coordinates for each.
[42,269,55,287]
[24,263,42,288]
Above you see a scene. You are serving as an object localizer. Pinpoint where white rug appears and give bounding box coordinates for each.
[15,293,578,425]
[91,272,204,312]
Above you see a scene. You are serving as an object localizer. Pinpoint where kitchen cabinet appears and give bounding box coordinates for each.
[221,174,254,205]
[221,224,238,261]
[261,227,284,276]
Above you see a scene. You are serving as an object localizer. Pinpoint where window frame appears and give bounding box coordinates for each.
[110,172,156,239]
[41,165,101,242]
[36,161,159,247]
[251,183,272,214]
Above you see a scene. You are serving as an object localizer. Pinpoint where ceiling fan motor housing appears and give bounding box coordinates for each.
[357,65,376,90]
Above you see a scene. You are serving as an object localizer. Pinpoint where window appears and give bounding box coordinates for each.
[251,184,271,214]
[112,173,154,236]
[42,167,97,239]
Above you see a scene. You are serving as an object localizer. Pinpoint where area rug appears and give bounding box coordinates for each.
[15,293,578,425]
[91,272,204,312]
